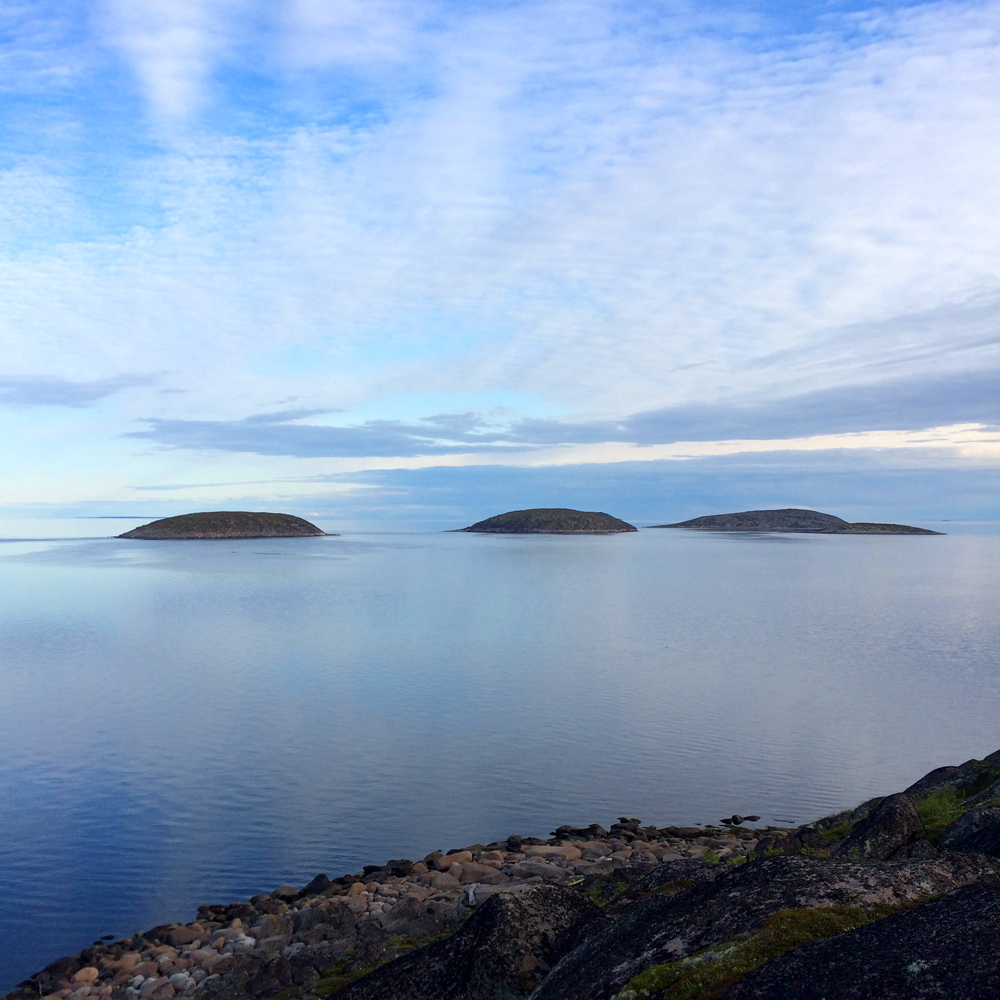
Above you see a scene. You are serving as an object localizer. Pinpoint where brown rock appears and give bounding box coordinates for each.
[429,872,462,891]
[435,851,473,870]
[524,845,582,862]
[70,970,98,986]
[459,863,503,883]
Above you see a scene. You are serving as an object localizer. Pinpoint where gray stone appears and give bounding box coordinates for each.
[940,806,1000,857]
[511,862,570,880]
[428,872,462,891]
[903,758,999,798]
[531,853,1000,1000]
[832,793,924,860]
[336,884,597,1000]
[724,878,1000,999]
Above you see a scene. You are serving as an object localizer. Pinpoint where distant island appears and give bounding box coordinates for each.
[118,511,327,540]
[461,508,637,533]
[650,508,942,534]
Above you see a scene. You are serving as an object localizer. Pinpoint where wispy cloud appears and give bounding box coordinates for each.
[128,407,529,457]
[127,365,1000,458]
[3,0,1000,510]
[0,374,158,407]
[96,0,249,121]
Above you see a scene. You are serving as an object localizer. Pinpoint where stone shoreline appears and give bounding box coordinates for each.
[10,745,1000,1000]
[1,816,773,1000]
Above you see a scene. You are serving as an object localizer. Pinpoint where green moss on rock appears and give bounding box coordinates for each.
[613,902,920,1000]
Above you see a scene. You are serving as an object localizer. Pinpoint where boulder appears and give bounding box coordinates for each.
[530,853,999,1000]
[335,884,597,1000]
[164,926,202,948]
[378,896,444,938]
[459,863,503,883]
[724,878,1000,999]
[940,806,1000,857]
[428,872,462,891]
[297,873,332,897]
[510,861,570,880]
[435,851,473,870]
[524,846,582,862]
[831,793,925,860]
[903,758,1000,798]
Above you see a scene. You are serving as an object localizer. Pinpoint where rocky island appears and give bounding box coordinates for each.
[460,508,637,533]
[650,508,942,534]
[118,512,326,540]
[9,747,1000,1000]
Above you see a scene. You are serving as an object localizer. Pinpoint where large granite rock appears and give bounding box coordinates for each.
[335,884,597,1000]
[831,793,930,860]
[903,756,1000,801]
[460,509,637,534]
[529,854,998,1000]
[118,511,326,540]
[724,878,1000,1000]
[650,508,941,533]
[940,807,1000,857]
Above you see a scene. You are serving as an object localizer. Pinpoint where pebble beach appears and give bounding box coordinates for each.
[3,816,771,1000]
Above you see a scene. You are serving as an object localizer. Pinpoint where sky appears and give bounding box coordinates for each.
[2,0,1000,528]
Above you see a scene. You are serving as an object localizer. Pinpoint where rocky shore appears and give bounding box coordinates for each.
[8,749,1000,1000]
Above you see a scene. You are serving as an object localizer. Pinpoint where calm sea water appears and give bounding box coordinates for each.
[2,523,1000,989]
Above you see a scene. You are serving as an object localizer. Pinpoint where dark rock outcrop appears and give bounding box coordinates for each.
[903,756,1000,799]
[940,807,1000,857]
[14,747,1000,1000]
[460,509,637,534]
[831,793,929,860]
[118,511,326,540]
[530,853,997,1000]
[650,508,941,533]
[335,884,597,1000]
[724,878,1000,1000]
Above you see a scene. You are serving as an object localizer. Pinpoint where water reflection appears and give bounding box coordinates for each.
[1,528,999,989]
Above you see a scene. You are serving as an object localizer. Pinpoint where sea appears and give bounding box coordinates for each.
[2,519,1000,990]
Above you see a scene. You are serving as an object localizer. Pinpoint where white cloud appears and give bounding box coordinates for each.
[278,0,418,68]
[2,0,1000,510]
[96,0,249,120]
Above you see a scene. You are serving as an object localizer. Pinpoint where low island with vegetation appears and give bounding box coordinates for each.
[460,508,638,533]
[650,508,942,534]
[118,512,327,540]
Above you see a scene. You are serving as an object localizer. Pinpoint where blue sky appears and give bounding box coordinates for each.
[2,0,999,526]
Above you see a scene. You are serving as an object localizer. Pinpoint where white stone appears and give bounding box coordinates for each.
[229,936,256,955]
